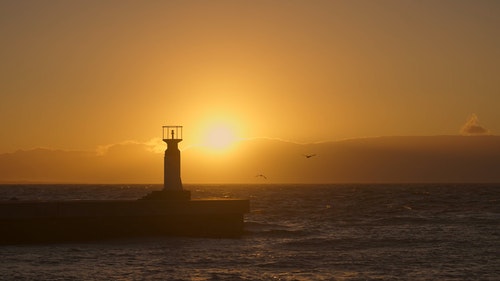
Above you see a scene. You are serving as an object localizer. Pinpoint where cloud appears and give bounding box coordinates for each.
[144,138,166,154]
[0,142,164,183]
[2,136,500,183]
[460,114,490,136]
[96,138,165,156]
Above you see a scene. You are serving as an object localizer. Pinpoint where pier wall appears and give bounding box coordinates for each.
[0,199,250,244]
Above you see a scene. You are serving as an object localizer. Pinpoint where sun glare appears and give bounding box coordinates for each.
[202,124,238,150]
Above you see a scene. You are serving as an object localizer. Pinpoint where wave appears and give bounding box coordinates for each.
[244,221,311,237]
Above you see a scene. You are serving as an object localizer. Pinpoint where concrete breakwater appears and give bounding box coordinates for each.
[0,199,250,244]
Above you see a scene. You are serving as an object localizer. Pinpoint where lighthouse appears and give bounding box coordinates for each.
[163,126,183,190]
[1,124,249,242]
[141,125,191,200]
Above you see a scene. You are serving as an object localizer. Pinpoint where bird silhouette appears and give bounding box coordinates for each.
[255,174,267,179]
[303,154,317,158]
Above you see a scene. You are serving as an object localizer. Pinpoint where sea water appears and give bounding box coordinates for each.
[0,184,498,280]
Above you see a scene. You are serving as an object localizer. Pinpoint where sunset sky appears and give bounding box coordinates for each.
[1,0,499,154]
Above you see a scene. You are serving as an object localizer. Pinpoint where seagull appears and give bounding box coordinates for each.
[303,154,317,159]
[255,174,267,180]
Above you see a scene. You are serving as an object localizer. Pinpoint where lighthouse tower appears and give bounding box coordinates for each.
[141,125,190,200]
[163,126,183,190]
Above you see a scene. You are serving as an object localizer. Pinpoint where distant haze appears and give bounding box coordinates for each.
[1,135,499,184]
[1,1,500,153]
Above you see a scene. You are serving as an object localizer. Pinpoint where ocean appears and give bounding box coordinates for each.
[0,184,498,280]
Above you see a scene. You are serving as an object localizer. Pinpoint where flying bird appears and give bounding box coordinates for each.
[303,154,317,158]
[255,174,267,180]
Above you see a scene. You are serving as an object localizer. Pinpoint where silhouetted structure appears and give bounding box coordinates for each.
[0,125,250,244]
[141,126,190,200]
[163,126,183,190]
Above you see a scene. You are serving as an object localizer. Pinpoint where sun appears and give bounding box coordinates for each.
[202,124,238,150]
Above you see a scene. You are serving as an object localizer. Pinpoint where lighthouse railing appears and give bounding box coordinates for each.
[162,126,182,140]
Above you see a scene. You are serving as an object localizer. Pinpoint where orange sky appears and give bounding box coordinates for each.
[1,0,499,154]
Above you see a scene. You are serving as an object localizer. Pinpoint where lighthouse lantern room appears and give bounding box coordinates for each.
[163,125,182,141]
